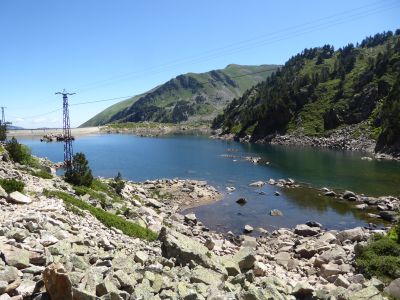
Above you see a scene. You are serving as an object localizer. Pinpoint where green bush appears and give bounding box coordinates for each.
[65,152,93,187]
[356,234,400,283]
[0,178,25,193]
[31,170,53,179]
[111,172,125,195]
[5,137,31,163]
[0,124,7,142]
[44,189,157,241]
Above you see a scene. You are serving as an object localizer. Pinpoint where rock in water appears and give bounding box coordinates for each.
[270,209,283,216]
[7,191,32,204]
[249,181,265,187]
[236,198,247,205]
[243,225,253,233]
[42,262,73,300]
[184,213,197,224]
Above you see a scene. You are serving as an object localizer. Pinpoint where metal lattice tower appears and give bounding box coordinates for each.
[55,89,75,170]
[1,107,6,125]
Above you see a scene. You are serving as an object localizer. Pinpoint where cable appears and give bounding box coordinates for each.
[10,66,279,120]
[73,0,398,93]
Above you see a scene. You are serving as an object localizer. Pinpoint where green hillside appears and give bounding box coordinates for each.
[80,64,279,127]
[213,30,400,154]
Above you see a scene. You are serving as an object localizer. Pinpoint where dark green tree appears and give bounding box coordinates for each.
[111,171,125,195]
[5,137,30,163]
[65,152,93,187]
[0,123,7,142]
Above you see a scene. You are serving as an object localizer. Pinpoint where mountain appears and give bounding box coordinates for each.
[80,64,279,127]
[213,30,400,154]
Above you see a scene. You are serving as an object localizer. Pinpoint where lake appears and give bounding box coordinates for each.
[19,134,400,234]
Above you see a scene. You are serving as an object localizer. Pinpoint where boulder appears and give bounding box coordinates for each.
[270,209,283,216]
[294,224,320,237]
[7,191,31,204]
[42,262,73,300]
[249,181,265,187]
[158,227,225,273]
[384,278,400,300]
[232,247,256,271]
[236,198,247,205]
[0,186,7,198]
[343,190,356,199]
[292,282,314,298]
[379,211,399,222]
[190,266,225,287]
[243,225,253,233]
[306,221,322,227]
[275,252,291,267]
[134,251,148,265]
[348,286,383,300]
[0,266,21,283]
[336,227,366,242]
[145,198,163,208]
[0,244,30,269]
[184,213,197,224]
[320,263,342,278]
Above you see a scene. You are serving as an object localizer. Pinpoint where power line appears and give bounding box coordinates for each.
[10,66,279,120]
[73,0,399,93]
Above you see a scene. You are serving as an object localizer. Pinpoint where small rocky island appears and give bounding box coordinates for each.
[0,147,399,299]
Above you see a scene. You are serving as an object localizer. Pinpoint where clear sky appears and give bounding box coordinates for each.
[1,0,399,128]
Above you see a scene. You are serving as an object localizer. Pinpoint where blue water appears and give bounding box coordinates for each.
[19,134,400,233]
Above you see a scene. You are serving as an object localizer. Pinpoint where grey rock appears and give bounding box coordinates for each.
[233,247,256,271]
[343,190,356,199]
[158,227,225,273]
[190,266,225,287]
[134,251,148,265]
[236,198,247,205]
[292,282,314,298]
[0,266,21,283]
[294,224,320,237]
[7,191,32,204]
[379,211,399,222]
[0,244,30,269]
[275,252,291,267]
[384,278,400,300]
[243,225,253,233]
[269,209,283,216]
[348,286,383,300]
[336,227,366,242]
[184,213,197,224]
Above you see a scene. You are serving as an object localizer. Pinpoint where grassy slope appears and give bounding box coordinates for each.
[80,64,279,127]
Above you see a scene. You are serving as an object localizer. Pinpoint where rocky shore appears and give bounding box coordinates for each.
[101,123,211,138]
[0,153,399,299]
[211,125,400,161]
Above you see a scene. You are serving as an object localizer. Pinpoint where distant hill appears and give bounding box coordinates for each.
[213,30,400,154]
[7,125,24,130]
[80,64,279,127]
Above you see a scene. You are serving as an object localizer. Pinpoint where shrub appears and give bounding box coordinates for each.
[5,137,31,163]
[111,172,125,195]
[65,152,93,187]
[0,178,25,193]
[31,170,53,179]
[43,189,157,241]
[0,124,7,142]
[355,234,400,283]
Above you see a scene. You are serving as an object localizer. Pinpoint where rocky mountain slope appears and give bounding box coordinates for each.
[81,64,279,127]
[212,30,400,156]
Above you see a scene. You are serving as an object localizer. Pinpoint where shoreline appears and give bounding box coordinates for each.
[11,123,400,160]
[0,147,399,299]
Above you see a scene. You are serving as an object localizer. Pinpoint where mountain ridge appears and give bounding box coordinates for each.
[80,64,279,127]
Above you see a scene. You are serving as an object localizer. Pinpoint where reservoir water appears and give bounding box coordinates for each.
[19,134,400,234]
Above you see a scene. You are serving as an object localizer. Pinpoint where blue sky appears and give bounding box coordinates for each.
[1,0,399,128]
